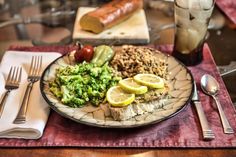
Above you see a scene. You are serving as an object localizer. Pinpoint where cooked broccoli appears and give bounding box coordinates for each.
[49,61,120,107]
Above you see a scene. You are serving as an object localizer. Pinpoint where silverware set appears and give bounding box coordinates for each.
[192,74,234,140]
[192,81,215,140]
[0,56,42,124]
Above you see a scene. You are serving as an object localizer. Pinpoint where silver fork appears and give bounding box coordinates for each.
[0,66,22,118]
[13,56,42,124]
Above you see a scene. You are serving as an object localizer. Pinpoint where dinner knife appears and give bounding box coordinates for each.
[192,82,215,140]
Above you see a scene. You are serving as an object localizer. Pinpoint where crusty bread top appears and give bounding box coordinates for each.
[80,0,143,33]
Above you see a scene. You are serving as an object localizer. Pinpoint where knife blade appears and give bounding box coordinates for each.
[192,81,215,140]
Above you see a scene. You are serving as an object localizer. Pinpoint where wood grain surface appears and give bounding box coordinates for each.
[1,149,236,157]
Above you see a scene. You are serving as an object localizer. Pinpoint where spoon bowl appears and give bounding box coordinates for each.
[201,74,219,96]
[200,74,234,134]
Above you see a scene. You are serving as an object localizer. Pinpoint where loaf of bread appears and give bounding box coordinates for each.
[79,0,143,34]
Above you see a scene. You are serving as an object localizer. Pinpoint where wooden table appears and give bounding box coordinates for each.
[1,148,236,157]
[0,1,236,156]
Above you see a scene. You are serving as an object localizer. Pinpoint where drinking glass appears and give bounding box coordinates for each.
[172,0,215,66]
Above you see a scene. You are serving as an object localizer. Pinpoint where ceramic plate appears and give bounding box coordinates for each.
[40,50,194,128]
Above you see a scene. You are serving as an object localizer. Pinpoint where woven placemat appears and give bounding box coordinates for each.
[0,44,236,148]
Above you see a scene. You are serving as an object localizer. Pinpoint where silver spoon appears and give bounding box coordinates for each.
[201,74,234,134]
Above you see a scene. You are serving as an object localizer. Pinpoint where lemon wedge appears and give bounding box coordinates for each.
[119,78,148,94]
[106,86,135,107]
[134,74,164,89]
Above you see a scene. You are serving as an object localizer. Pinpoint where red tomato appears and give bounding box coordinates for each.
[74,45,94,63]
[80,45,94,62]
[74,50,84,63]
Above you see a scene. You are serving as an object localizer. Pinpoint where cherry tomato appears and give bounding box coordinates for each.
[74,50,84,63]
[81,45,94,62]
[74,45,94,63]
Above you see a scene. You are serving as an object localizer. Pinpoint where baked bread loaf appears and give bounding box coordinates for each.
[79,0,143,34]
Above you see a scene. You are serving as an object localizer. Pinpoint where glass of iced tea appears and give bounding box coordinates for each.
[172,0,215,66]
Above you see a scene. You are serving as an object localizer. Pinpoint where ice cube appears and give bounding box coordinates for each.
[189,7,213,21]
[203,7,214,18]
[176,15,190,28]
[175,28,190,54]
[199,0,214,10]
[175,5,189,19]
[189,0,201,10]
[175,27,206,53]
[191,17,207,27]
[175,4,190,28]
[187,28,205,52]
[190,18,207,33]
[175,0,189,8]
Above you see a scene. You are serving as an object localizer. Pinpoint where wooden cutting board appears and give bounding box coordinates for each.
[72,7,150,45]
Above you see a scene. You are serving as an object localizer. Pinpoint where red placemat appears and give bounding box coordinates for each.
[216,0,236,24]
[0,44,236,148]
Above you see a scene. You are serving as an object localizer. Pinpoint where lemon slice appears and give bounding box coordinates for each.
[119,78,148,94]
[134,74,164,88]
[106,86,135,107]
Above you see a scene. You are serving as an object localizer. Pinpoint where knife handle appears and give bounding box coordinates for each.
[194,101,215,140]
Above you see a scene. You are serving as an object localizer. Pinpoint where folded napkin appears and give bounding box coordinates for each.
[0,51,61,139]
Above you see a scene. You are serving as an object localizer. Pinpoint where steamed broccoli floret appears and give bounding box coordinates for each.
[49,62,119,107]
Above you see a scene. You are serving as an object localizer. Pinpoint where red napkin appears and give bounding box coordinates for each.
[216,0,236,24]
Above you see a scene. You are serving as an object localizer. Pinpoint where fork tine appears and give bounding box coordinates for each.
[34,56,39,76]
[39,56,42,71]
[32,56,38,76]
[13,67,19,83]
[10,67,16,83]
[35,56,40,76]
[29,56,35,76]
[6,67,13,82]
[36,56,42,76]
[28,56,43,77]
[17,67,22,83]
